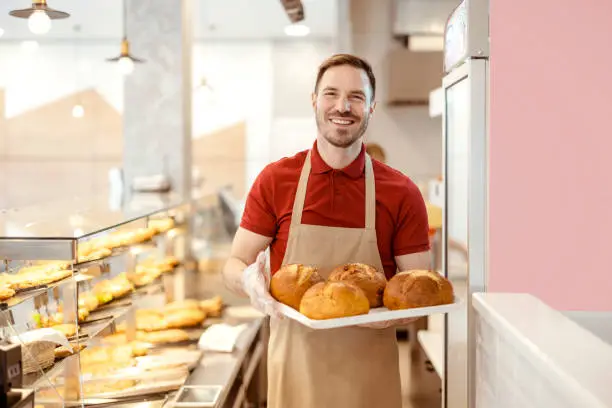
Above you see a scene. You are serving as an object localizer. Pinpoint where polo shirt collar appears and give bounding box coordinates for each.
[311,141,366,179]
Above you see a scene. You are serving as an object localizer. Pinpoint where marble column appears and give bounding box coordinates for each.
[334,0,354,54]
[122,0,193,200]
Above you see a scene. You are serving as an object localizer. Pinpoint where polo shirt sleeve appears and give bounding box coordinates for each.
[393,183,431,255]
[240,165,277,238]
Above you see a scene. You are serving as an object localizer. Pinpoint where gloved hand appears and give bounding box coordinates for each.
[242,251,283,319]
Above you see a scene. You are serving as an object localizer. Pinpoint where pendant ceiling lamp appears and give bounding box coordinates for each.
[9,0,70,35]
[72,25,84,119]
[107,0,144,76]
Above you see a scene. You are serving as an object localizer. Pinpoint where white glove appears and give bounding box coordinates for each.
[241,251,283,319]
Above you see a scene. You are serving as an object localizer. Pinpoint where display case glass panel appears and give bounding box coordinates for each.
[444,74,470,407]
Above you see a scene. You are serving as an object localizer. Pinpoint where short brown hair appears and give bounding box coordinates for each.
[314,54,376,100]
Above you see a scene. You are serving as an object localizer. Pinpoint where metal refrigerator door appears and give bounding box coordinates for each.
[442,59,488,408]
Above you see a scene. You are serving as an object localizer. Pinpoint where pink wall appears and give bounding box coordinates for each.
[489,0,612,310]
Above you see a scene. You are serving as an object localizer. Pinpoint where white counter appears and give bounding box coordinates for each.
[564,311,612,346]
[473,293,612,408]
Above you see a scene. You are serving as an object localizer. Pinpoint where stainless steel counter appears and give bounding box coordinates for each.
[185,317,266,408]
[78,316,267,408]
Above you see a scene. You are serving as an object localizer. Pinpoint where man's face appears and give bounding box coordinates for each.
[312,65,375,149]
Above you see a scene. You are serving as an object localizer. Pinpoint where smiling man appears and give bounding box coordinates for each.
[222,54,431,408]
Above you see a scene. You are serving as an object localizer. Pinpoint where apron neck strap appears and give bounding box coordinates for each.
[290,151,312,226]
[364,153,376,230]
[291,149,376,230]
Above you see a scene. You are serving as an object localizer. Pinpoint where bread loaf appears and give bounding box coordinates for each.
[270,264,323,310]
[383,270,454,310]
[163,299,201,313]
[328,263,387,308]
[50,324,77,338]
[163,309,206,329]
[299,281,370,320]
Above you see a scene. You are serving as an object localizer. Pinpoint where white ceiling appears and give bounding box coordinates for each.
[0,0,338,40]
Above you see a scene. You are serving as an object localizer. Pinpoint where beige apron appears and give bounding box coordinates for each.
[267,151,403,408]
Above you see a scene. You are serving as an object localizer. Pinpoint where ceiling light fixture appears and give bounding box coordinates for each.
[9,1,70,35]
[72,25,84,118]
[106,0,144,76]
[284,23,310,37]
[72,104,84,118]
[279,0,305,23]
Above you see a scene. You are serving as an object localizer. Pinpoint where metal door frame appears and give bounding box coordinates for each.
[441,57,489,408]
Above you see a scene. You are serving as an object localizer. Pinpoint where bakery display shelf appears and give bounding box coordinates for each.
[0,193,185,240]
[34,342,204,406]
[36,382,187,407]
[81,306,130,325]
[143,333,202,351]
[130,268,179,294]
[85,277,169,318]
[35,393,173,408]
[22,349,71,388]
[54,365,191,386]
[0,265,109,313]
[30,305,131,352]
[24,337,93,389]
[19,308,131,387]
[77,305,132,338]
[79,263,180,319]
[0,194,188,262]
[83,283,150,317]
[0,272,78,310]
[74,239,158,269]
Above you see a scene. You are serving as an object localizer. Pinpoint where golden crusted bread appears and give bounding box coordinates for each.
[299,281,370,320]
[270,264,323,310]
[200,295,223,317]
[328,263,387,308]
[383,270,454,310]
[103,329,190,345]
[78,291,100,312]
[54,343,86,359]
[163,299,201,313]
[50,324,77,338]
[163,308,206,329]
[138,329,190,344]
[0,285,15,301]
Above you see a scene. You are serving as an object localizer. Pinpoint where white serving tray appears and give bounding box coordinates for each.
[278,297,463,330]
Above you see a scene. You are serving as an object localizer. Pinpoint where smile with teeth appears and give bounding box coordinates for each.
[330,117,355,126]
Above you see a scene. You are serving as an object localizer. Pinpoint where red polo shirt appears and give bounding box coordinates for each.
[240,142,430,279]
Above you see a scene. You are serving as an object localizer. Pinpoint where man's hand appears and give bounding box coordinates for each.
[242,251,283,319]
[223,227,272,296]
[358,317,418,329]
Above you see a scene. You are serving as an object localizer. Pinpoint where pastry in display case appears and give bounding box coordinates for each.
[0,195,210,406]
[0,192,264,408]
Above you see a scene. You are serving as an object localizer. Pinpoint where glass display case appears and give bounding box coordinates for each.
[0,193,209,407]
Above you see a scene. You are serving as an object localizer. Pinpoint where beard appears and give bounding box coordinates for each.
[315,108,369,148]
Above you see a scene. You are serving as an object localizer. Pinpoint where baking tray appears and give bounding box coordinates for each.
[136,349,203,371]
[53,364,190,384]
[142,329,204,350]
[75,240,157,268]
[278,297,463,330]
[35,378,187,405]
